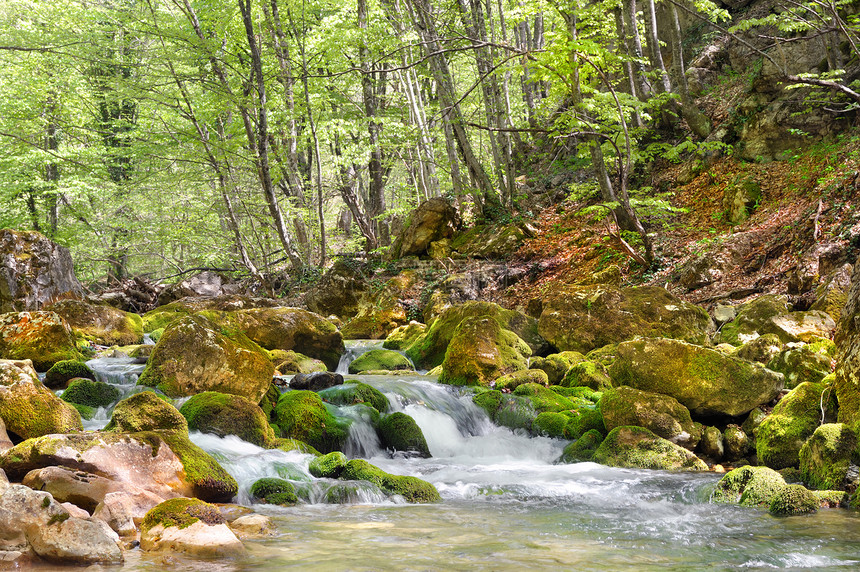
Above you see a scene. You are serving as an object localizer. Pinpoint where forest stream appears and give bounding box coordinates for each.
[68,341,860,572]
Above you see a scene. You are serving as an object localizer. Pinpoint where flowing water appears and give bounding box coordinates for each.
[75,343,860,571]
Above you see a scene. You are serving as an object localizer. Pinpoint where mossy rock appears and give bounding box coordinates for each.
[768,484,819,516]
[105,391,188,433]
[756,381,837,470]
[734,333,783,364]
[609,338,784,417]
[712,465,788,507]
[70,402,96,420]
[259,383,282,420]
[304,259,371,320]
[47,299,143,346]
[560,360,612,391]
[142,497,225,532]
[61,378,121,408]
[269,350,326,375]
[0,311,82,371]
[530,352,586,385]
[450,223,528,259]
[533,412,568,438]
[273,390,349,453]
[158,431,239,502]
[0,369,82,440]
[405,301,545,371]
[180,391,276,447]
[599,386,698,449]
[318,382,389,413]
[537,285,713,355]
[340,271,420,340]
[564,407,606,439]
[698,426,724,460]
[723,424,751,461]
[585,344,620,369]
[812,489,850,508]
[513,383,575,413]
[382,322,427,351]
[270,438,320,456]
[799,423,857,491]
[348,349,412,374]
[473,390,537,431]
[767,344,834,389]
[339,459,440,503]
[137,314,274,403]
[308,451,348,478]
[718,296,835,346]
[250,477,298,505]
[438,317,530,386]
[494,369,549,391]
[43,360,95,390]
[377,412,430,458]
[560,429,605,463]
[592,426,708,471]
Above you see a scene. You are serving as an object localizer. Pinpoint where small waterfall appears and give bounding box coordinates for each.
[86,357,145,386]
[335,340,385,374]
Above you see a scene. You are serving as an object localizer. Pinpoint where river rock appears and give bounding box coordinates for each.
[450,223,529,259]
[766,344,833,389]
[538,285,713,354]
[157,271,239,306]
[0,360,82,440]
[348,349,411,374]
[140,498,245,558]
[406,301,544,370]
[812,263,853,320]
[304,260,369,320]
[0,418,11,453]
[270,350,326,375]
[46,299,143,346]
[592,426,708,471]
[142,295,282,331]
[836,262,860,436]
[734,333,782,364]
[609,338,784,417]
[229,514,277,539]
[341,271,419,340]
[377,412,430,458]
[0,311,82,371]
[717,295,835,345]
[43,360,96,390]
[93,490,159,536]
[104,391,187,433]
[712,465,787,507]
[383,322,426,351]
[389,198,458,259]
[0,484,122,564]
[274,390,349,453]
[698,426,725,461]
[0,229,84,314]
[250,478,297,505]
[180,392,275,447]
[799,423,858,491]
[530,352,584,385]
[756,381,837,470]
[438,316,530,386]
[599,386,699,449]
[137,314,274,402]
[289,371,344,392]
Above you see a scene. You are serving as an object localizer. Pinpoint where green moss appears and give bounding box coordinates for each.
[142,498,225,531]
[769,484,819,516]
[473,390,503,418]
[180,391,275,447]
[250,477,298,505]
[530,352,586,384]
[561,361,612,390]
[0,380,82,439]
[383,322,427,351]
[716,295,792,346]
[160,430,238,502]
[309,451,348,478]
[318,382,389,413]
[69,402,96,420]
[812,489,849,507]
[756,382,836,469]
[339,459,440,503]
[592,426,707,471]
[47,512,71,526]
[799,423,857,491]
[438,317,530,387]
[274,390,350,453]
[599,386,696,447]
[349,349,412,374]
[551,386,601,402]
[712,465,787,507]
[512,383,575,413]
[149,328,164,343]
[560,429,605,463]
[563,407,606,439]
[44,360,95,389]
[269,349,326,375]
[532,412,568,438]
[270,438,321,456]
[61,379,121,408]
[494,369,549,391]
[105,391,188,433]
[378,412,431,457]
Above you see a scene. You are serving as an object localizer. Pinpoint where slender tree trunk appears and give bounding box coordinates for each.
[666,2,711,138]
[621,0,651,100]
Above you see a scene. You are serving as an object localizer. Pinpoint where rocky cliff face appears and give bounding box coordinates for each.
[0,229,83,313]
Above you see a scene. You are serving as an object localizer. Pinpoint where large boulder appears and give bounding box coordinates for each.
[0,484,122,564]
[46,299,143,346]
[0,360,82,441]
[179,392,275,447]
[230,307,344,370]
[716,295,835,345]
[388,198,458,259]
[609,338,784,417]
[273,390,349,453]
[756,381,837,470]
[405,301,545,370]
[142,295,281,332]
[599,386,699,449]
[0,311,82,371]
[712,465,788,507]
[438,316,530,386]
[137,314,274,402]
[304,260,369,320]
[835,263,860,437]
[592,426,707,471]
[348,349,412,374]
[450,223,530,259]
[339,459,440,503]
[140,498,244,558]
[377,412,431,458]
[538,285,712,354]
[341,271,419,340]
[799,423,858,491]
[0,229,84,314]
